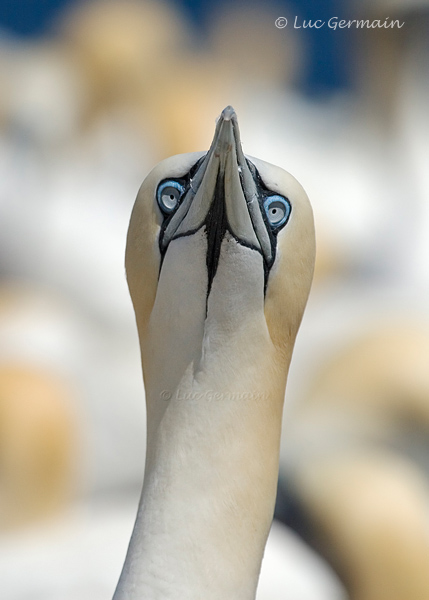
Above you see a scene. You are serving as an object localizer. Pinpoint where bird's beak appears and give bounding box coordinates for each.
[160,106,273,271]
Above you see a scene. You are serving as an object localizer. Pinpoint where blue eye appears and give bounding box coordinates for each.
[157,180,185,213]
[263,195,291,229]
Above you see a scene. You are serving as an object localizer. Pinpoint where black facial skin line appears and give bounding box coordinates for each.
[243,158,292,254]
[157,156,206,270]
[205,171,227,299]
[157,158,291,296]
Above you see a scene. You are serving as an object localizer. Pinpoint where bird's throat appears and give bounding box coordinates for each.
[115,231,288,600]
[114,371,285,600]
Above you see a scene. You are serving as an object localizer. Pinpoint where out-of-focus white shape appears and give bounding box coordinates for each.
[4,43,85,146]
[0,284,86,374]
[258,521,347,600]
[0,115,146,331]
[0,283,145,497]
[395,27,429,289]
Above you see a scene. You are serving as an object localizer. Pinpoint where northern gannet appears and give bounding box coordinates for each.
[113,106,315,599]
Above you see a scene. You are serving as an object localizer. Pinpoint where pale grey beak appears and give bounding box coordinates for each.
[161,106,273,266]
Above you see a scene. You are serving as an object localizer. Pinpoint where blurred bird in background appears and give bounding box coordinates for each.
[0,0,428,598]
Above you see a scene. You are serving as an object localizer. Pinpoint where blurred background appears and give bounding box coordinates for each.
[0,0,428,599]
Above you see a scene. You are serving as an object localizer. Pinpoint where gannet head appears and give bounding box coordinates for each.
[126,106,315,397]
[118,107,316,600]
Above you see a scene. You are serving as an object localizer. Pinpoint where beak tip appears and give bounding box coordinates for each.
[221,105,236,122]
